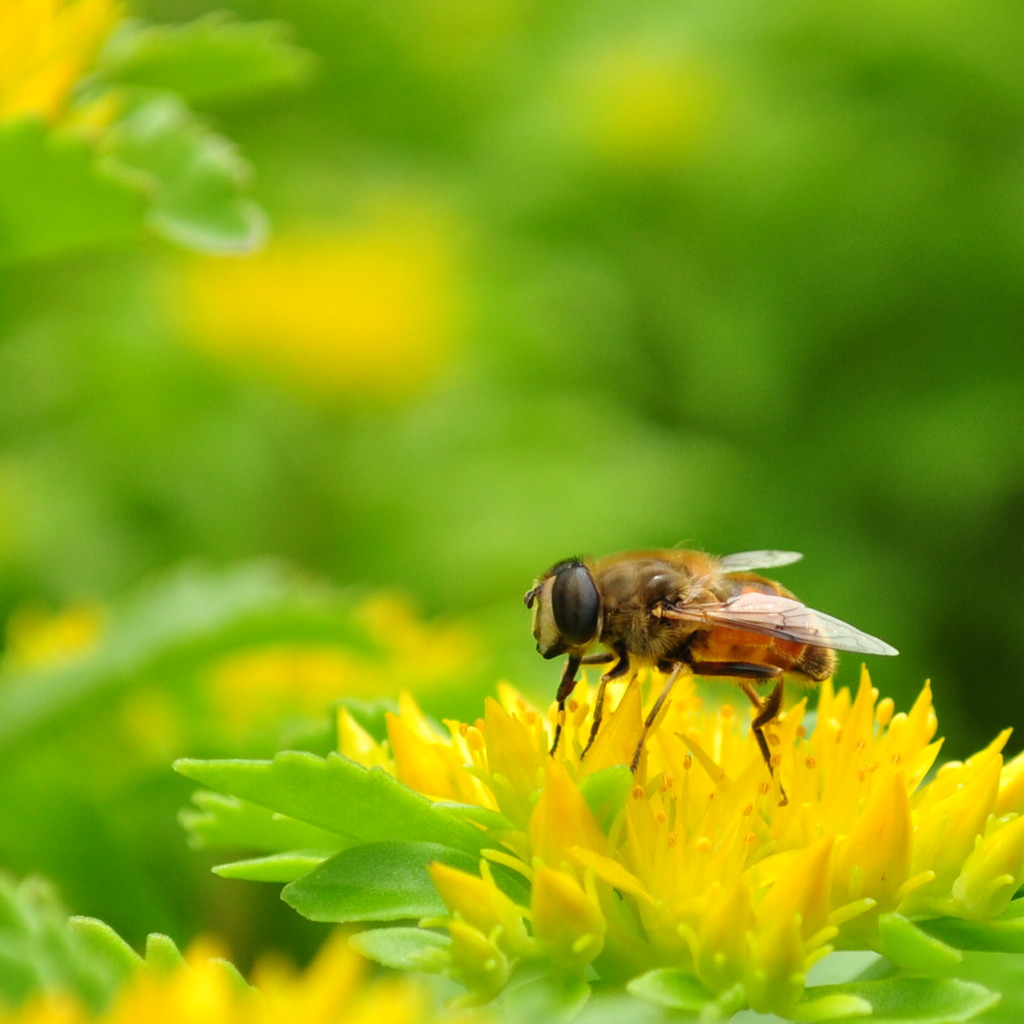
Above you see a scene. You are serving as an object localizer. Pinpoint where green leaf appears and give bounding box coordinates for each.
[0,875,126,1011]
[100,95,265,252]
[917,912,1024,954]
[99,14,313,106]
[180,790,345,853]
[877,913,962,971]
[566,993,675,1024]
[790,992,874,1022]
[433,801,517,832]
[143,933,185,972]
[0,120,140,265]
[0,874,252,1009]
[174,751,491,854]
[503,969,591,1024]
[67,918,143,979]
[579,766,633,830]
[798,976,1000,1024]
[348,927,450,972]
[954,951,1024,1024]
[282,841,480,923]
[626,968,718,1012]
[807,951,885,987]
[213,851,331,883]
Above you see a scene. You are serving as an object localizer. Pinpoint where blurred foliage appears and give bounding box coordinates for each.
[0,870,245,1013]
[1,0,1024,993]
[0,562,487,961]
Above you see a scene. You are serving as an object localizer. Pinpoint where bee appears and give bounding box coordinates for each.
[523,549,898,798]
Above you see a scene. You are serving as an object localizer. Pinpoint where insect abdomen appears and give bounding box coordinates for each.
[793,643,835,682]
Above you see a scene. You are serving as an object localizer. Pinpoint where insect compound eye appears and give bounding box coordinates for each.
[550,561,600,647]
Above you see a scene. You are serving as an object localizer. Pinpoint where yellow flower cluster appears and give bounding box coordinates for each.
[338,669,1024,1015]
[0,932,490,1024]
[0,0,118,124]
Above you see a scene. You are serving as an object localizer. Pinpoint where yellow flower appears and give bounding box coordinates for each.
[0,932,492,1024]
[5,604,104,669]
[208,594,480,739]
[173,203,463,404]
[568,40,717,170]
[0,0,119,124]
[339,669,1024,1017]
[0,997,86,1024]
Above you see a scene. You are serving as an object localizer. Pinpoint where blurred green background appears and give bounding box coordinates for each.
[2,0,1023,973]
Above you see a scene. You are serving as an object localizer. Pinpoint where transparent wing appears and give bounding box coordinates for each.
[719,550,804,572]
[661,591,899,656]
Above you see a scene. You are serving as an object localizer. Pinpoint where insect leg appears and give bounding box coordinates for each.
[550,653,582,756]
[683,660,787,804]
[630,663,683,773]
[739,678,787,806]
[582,647,631,758]
[580,653,615,665]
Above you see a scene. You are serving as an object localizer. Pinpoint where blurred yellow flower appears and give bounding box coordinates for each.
[569,42,716,169]
[339,670,1024,1016]
[208,594,480,736]
[0,932,491,1024]
[0,0,119,124]
[5,604,104,669]
[175,206,463,403]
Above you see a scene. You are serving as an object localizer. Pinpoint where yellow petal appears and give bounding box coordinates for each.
[755,836,835,941]
[429,861,529,953]
[528,759,607,868]
[745,912,809,1017]
[530,866,606,968]
[831,769,912,913]
[694,879,752,993]
[952,814,1024,920]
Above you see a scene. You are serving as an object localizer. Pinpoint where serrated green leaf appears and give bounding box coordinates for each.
[282,841,479,923]
[0,876,122,1011]
[800,976,999,1024]
[877,913,962,971]
[174,751,490,854]
[0,120,141,265]
[67,917,143,979]
[99,14,313,106]
[144,933,185,972]
[348,927,450,971]
[0,562,375,753]
[100,95,265,252]
[433,801,517,832]
[213,851,331,883]
[180,790,345,853]
[208,958,250,994]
